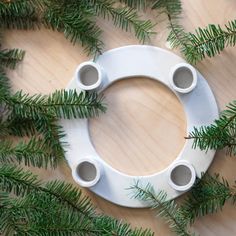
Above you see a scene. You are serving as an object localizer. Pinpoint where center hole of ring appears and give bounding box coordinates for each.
[76,161,97,182]
[80,65,99,86]
[171,165,192,186]
[173,67,193,89]
[89,77,187,176]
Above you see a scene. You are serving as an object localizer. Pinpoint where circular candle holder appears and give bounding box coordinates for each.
[75,61,104,91]
[72,158,102,188]
[60,45,218,207]
[168,160,196,191]
[169,62,198,93]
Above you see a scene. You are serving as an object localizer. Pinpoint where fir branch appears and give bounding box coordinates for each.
[0,48,25,69]
[1,115,66,160]
[0,137,58,168]
[0,165,41,197]
[151,0,192,59]
[43,1,103,56]
[4,90,106,120]
[0,116,36,137]
[186,100,236,155]
[0,67,10,96]
[180,174,236,225]
[0,0,39,30]
[0,192,96,236]
[32,117,66,160]
[152,0,188,49]
[186,20,236,63]
[93,215,154,236]
[152,0,182,17]
[0,166,153,236]
[118,0,148,10]
[0,165,95,218]
[87,0,155,43]
[129,182,194,236]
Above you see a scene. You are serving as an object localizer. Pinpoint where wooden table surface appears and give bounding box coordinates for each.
[4,0,236,235]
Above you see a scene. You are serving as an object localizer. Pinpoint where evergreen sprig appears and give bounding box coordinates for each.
[185,20,236,63]
[0,0,155,56]
[3,90,106,120]
[118,0,148,10]
[186,100,236,155]
[0,138,57,168]
[129,182,194,236]
[151,1,236,63]
[87,0,155,43]
[0,0,39,30]
[0,67,10,95]
[151,0,192,60]
[0,48,25,69]
[180,174,236,225]
[43,1,104,56]
[0,165,153,236]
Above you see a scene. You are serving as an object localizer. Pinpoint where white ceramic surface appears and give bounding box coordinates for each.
[60,45,219,208]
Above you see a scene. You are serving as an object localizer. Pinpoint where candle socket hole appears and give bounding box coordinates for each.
[173,67,193,89]
[76,161,97,182]
[170,165,192,186]
[79,65,99,86]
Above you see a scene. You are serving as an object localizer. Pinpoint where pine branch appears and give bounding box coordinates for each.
[4,90,106,120]
[129,182,194,236]
[0,116,36,137]
[0,137,58,168]
[0,67,10,96]
[0,191,96,236]
[0,48,25,69]
[43,0,103,56]
[0,0,40,30]
[185,20,236,63]
[118,0,148,10]
[186,100,236,155]
[0,165,96,217]
[180,174,236,225]
[152,0,182,17]
[151,0,192,60]
[0,165,153,236]
[0,165,41,197]
[87,0,155,43]
[93,215,154,236]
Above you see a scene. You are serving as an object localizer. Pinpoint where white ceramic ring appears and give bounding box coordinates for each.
[75,61,103,91]
[168,160,196,191]
[169,62,198,93]
[72,158,102,188]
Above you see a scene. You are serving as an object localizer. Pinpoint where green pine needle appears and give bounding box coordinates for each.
[186,20,236,63]
[0,138,58,168]
[152,0,182,17]
[180,174,236,225]
[186,100,236,155]
[43,1,104,56]
[0,48,25,69]
[0,0,39,30]
[119,0,148,10]
[0,165,41,197]
[3,90,106,120]
[0,165,153,235]
[88,0,155,43]
[0,67,10,96]
[129,182,195,236]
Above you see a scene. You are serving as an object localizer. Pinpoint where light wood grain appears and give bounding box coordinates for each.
[3,0,236,235]
[89,78,186,175]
